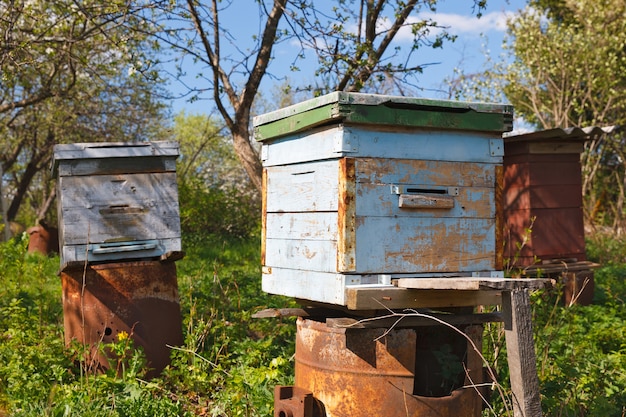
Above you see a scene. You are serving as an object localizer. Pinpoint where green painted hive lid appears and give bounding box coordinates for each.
[253,91,514,142]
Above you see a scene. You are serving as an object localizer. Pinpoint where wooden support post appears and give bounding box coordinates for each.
[502,289,542,417]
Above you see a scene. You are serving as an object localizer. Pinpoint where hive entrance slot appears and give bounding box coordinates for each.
[406,188,447,195]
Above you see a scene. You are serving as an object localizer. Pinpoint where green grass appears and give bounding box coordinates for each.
[0,233,295,416]
[1,231,625,416]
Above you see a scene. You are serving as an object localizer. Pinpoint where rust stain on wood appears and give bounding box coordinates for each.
[338,158,356,272]
[356,158,496,187]
[495,165,504,270]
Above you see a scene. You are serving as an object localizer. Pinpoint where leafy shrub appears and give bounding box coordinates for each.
[178,177,261,240]
[169,233,296,416]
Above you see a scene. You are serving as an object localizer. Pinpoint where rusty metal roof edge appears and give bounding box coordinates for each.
[503,126,618,142]
[252,91,513,127]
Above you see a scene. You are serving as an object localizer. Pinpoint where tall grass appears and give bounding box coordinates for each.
[0,233,295,416]
[1,229,625,416]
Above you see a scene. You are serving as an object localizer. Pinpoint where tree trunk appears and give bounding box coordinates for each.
[232,127,263,192]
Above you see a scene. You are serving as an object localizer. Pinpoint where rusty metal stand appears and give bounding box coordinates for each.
[60,259,184,378]
[261,277,551,417]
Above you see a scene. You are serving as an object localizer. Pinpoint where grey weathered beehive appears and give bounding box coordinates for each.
[254,92,514,308]
[52,142,181,269]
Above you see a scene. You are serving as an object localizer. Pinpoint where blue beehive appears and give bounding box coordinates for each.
[254,92,513,308]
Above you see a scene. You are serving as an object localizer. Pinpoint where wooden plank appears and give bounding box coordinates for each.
[398,193,455,209]
[262,268,347,306]
[259,125,356,167]
[59,172,180,245]
[265,160,339,212]
[265,212,338,240]
[355,158,497,219]
[52,141,179,175]
[261,168,267,266]
[356,158,497,188]
[264,239,338,272]
[495,164,504,270]
[505,207,586,259]
[521,261,599,275]
[325,312,503,328]
[338,158,357,272]
[253,92,513,141]
[502,289,543,417]
[345,287,502,310]
[259,125,503,167]
[352,217,496,274]
[252,308,311,319]
[527,142,584,154]
[394,277,554,291]
[504,184,583,210]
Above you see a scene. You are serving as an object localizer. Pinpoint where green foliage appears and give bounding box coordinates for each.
[169,234,296,416]
[0,229,294,416]
[533,301,626,416]
[483,236,626,416]
[1,0,169,225]
[178,176,260,240]
[174,112,261,240]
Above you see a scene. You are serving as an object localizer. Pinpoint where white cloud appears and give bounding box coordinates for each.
[391,10,515,42]
[287,9,516,49]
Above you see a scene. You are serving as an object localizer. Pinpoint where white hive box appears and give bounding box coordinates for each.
[254,92,513,308]
[52,142,181,270]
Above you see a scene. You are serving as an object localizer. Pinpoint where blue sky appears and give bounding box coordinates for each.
[168,0,528,114]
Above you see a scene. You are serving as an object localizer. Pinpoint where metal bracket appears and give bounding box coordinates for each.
[489,139,504,157]
[332,127,358,154]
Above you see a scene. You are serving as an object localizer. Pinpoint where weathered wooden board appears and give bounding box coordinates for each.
[265,160,340,212]
[265,158,497,217]
[265,212,337,241]
[502,289,543,417]
[260,124,503,167]
[254,92,513,143]
[264,218,495,274]
[505,207,586,261]
[504,184,583,211]
[351,216,496,273]
[58,172,180,245]
[344,287,502,310]
[394,277,554,291]
[325,312,504,328]
[53,142,179,176]
[261,268,348,306]
[504,161,582,187]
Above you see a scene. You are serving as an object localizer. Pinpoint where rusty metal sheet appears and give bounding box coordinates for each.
[27,224,59,255]
[61,260,183,377]
[292,318,483,417]
[274,386,324,417]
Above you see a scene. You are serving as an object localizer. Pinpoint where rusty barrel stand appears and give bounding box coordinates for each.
[284,317,485,417]
[271,278,550,417]
[60,259,183,378]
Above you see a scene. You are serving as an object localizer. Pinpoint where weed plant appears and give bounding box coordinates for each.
[483,235,626,416]
[0,232,295,416]
[3,225,625,416]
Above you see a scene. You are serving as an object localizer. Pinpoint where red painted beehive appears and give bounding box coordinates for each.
[503,127,607,267]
